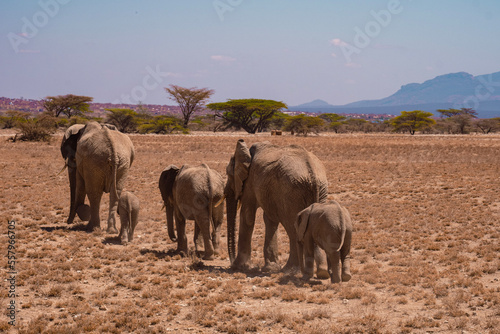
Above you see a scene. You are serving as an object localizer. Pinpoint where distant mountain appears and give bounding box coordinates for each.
[290,72,500,118]
[294,99,334,108]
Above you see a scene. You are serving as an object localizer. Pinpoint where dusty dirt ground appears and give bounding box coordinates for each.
[1,130,499,333]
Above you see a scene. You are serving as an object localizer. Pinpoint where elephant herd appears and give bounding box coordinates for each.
[60,122,352,283]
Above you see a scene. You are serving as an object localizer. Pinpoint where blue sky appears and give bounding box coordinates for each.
[1,0,499,106]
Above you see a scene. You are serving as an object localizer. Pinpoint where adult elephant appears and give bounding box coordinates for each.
[225,139,329,276]
[159,164,225,260]
[61,121,135,232]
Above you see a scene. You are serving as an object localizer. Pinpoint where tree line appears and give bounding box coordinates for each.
[1,86,499,141]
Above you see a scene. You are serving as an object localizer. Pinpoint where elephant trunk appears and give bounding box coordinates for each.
[166,202,177,242]
[225,187,237,264]
[67,165,77,222]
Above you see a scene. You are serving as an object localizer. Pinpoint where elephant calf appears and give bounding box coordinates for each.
[117,191,140,244]
[159,164,225,260]
[295,200,352,283]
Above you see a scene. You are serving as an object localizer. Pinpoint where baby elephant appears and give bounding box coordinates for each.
[117,191,140,244]
[295,200,352,283]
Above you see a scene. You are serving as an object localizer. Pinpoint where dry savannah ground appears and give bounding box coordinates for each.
[1,130,500,334]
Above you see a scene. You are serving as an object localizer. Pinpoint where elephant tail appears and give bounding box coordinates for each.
[336,202,347,252]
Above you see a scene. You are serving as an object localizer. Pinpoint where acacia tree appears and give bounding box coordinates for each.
[164,85,214,128]
[391,110,436,135]
[283,114,324,136]
[105,108,138,133]
[43,94,93,117]
[319,113,346,133]
[474,118,500,134]
[207,99,287,134]
[436,108,477,134]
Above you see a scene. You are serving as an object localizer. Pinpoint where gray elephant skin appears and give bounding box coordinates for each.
[61,121,135,232]
[295,200,352,283]
[225,139,330,275]
[117,191,140,244]
[159,164,225,260]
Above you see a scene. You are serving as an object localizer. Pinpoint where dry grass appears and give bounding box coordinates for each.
[1,130,499,333]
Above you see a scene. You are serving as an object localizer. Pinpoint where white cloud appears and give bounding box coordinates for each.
[330,38,348,47]
[211,55,236,62]
[345,62,361,68]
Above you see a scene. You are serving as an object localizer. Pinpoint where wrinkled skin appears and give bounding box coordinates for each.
[226,139,329,276]
[296,200,352,283]
[61,122,135,232]
[117,191,140,244]
[159,164,225,260]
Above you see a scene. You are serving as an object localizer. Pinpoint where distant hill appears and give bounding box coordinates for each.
[294,99,334,108]
[290,72,500,118]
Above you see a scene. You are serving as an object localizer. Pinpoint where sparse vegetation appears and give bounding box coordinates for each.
[1,131,499,333]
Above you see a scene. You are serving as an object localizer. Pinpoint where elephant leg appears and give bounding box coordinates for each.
[328,252,342,284]
[68,171,85,225]
[341,236,352,282]
[211,206,223,255]
[118,215,129,244]
[194,222,203,254]
[87,191,102,231]
[280,220,300,273]
[129,209,139,242]
[107,186,120,234]
[302,237,315,280]
[198,218,215,261]
[175,214,188,255]
[262,213,280,272]
[314,246,330,279]
[232,204,256,271]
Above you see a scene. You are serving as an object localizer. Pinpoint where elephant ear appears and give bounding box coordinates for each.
[296,205,313,242]
[159,165,180,204]
[233,139,251,200]
[61,124,85,162]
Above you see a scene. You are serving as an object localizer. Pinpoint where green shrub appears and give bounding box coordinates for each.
[14,113,58,141]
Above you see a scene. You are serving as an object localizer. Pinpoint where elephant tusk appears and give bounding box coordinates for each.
[161,204,165,211]
[237,200,241,211]
[214,194,226,208]
[56,161,68,176]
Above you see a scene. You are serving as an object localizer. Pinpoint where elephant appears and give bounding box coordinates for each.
[60,121,135,232]
[117,191,140,244]
[159,164,225,260]
[295,200,352,283]
[225,139,330,276]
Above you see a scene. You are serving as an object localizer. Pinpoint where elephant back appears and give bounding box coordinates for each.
[251,143,328,204]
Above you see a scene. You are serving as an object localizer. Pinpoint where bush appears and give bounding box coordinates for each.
[1,110,30,129]
[13,113,58,142]
[138,115,187,134]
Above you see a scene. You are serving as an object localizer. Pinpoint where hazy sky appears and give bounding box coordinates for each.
[1,0,499,106]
